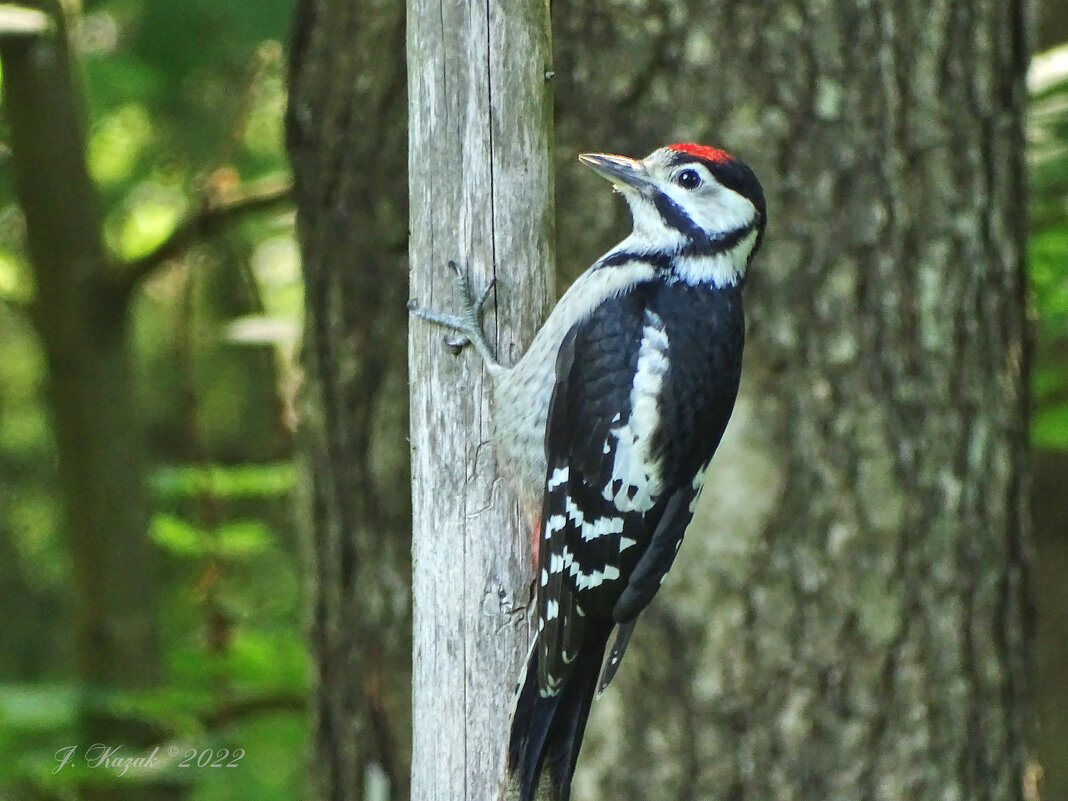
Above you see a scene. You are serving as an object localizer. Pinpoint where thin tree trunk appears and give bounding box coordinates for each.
[0,0,162,768]
[406,0,554,798]
[286,0,413,798]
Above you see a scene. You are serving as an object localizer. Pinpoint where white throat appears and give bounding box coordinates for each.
[672,228,759,287]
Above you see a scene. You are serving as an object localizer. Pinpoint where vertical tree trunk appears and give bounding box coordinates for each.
[406,0,554,798]
[0,0,162,770]
[286,0,413,799]
[550,2,1033,799]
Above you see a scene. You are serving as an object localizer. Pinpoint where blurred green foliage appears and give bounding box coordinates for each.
[0,0,303,798]
[1030,44,1068,452]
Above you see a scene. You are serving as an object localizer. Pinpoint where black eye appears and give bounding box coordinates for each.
[676,169,701,189]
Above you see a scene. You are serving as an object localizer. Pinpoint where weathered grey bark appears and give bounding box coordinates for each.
[549,2,1033,800]
[406,0,554,798]
[0,0,162,758]
[286,0,413,799]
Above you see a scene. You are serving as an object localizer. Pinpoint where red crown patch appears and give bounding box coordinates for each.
[669,143,733,163]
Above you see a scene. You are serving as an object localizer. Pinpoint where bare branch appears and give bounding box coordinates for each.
[200,691,305,729]
[114,174,293,294]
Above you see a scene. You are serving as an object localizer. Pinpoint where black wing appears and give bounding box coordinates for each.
[536,280,745,696]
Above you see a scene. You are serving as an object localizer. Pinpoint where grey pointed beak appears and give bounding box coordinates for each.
[579,153,651,191]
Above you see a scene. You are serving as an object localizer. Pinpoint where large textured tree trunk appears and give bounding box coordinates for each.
[288,0,1033,798]
[286,1,413,798]
[405,1,554,799]
[552,2,1033,799]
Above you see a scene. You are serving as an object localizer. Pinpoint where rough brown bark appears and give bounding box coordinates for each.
[550,2,1033,799]
[286,0,413,799]
[288,0,1033,798]
[405,0,554,799]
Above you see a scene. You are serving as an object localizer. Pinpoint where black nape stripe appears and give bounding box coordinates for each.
[651,191,706,243]
[652,190,756,257]
[678,223,755,257]
[599,251,674,271]
[599,220,755,272]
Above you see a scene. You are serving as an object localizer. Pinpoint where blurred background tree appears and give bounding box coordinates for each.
[1,1,303,800]
[1,1,1067,801]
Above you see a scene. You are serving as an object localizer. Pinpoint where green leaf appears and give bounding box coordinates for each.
[150,513,211,556]
[89,103,154,185]
[1030,230,1068,339]
[225,629,309,691]
[215,520,273,557]
[111,187,186,260]
[1034,401,1068,451]
[150,462,295,500]
[0,248,33,304]
[0,683,76,732]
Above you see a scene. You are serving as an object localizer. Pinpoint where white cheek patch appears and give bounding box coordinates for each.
[661,181,756,240]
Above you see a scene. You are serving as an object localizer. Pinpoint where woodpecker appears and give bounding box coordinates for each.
[409,143,765,801]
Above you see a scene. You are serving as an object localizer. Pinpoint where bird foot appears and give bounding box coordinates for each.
[408,261,498,365]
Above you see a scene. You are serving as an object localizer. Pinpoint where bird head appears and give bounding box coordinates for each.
[580,143,766,281]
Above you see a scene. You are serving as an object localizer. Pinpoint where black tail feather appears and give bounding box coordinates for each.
[507,628,611,801]
[509,650,560,798]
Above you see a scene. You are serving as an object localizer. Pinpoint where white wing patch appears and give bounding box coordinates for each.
[564,495,625,542]
[688,459,712,513]
[545,600,559,621]
[549,541,626,592]
[603,309,669,513]
[570,563,621,591]
[549,550,568,574]
[546,514,566,539]
[565,497,585,525]
[580,516,624,542]
[547,465,569,490]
